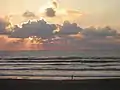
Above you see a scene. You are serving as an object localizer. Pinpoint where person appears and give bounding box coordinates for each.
[71,75,74,80]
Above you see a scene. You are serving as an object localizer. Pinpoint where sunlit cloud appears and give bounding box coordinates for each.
[0,17,120,50]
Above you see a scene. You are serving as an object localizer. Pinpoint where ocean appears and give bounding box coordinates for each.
[0,50,120,80]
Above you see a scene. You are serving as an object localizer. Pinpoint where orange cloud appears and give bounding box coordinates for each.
[0,36,44,51]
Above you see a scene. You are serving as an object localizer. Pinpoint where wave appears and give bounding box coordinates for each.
[0,56,120,79]
[1,56,120,60]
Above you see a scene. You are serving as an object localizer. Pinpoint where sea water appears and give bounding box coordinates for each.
[0,50,120,80]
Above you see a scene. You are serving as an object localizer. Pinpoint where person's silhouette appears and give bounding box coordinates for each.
[71,75,74,80]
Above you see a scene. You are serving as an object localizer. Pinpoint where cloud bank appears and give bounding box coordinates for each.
[10,19,57,38]
[0,18,119,51]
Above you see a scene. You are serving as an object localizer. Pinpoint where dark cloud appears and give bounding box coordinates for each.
[10,19,57,38]
[22,10,36,18]
[58,21,82,35]
[43,25,120,51]
[9,19,119,41]
[65,26,120,50]
[0,18,10,35]
[81,26,118,39]
[52,1,58,8]
[45,8,56,17]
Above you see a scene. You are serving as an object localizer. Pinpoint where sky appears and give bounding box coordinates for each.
[0,0,120,51]
[0,0,120,29]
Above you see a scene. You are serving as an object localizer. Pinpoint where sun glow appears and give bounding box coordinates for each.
[28,36,43,44]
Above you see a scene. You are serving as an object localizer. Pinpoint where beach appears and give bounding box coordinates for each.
[0,78,120,90]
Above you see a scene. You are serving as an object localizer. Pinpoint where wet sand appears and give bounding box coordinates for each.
[0,78,120,90]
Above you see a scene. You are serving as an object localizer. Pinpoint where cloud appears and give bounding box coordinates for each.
[45,8,56,17]
[0,15,120,51]
[58,21,82,35]
[66,9,82,15]
[52,0,58,8]
[44,9,82,19]
[66,26,120,50]
[10,19,57,38]
[10,19,83,39]
[42,25,120,51]
[0,18,10,35]
[0,36,44,51]
[38,0,82,20]
[0,19,7,34]
[81,26,118,39]
[0,36,24,50]
[22,10,36,18]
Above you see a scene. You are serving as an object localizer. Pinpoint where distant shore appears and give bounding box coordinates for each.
[0,78,120,90]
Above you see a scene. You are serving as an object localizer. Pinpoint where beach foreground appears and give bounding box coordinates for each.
[0,78,120,90]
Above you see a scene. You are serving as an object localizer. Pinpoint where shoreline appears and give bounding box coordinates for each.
[0,76,120,80]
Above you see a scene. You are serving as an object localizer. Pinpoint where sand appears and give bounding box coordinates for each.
[0,78,120,90]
